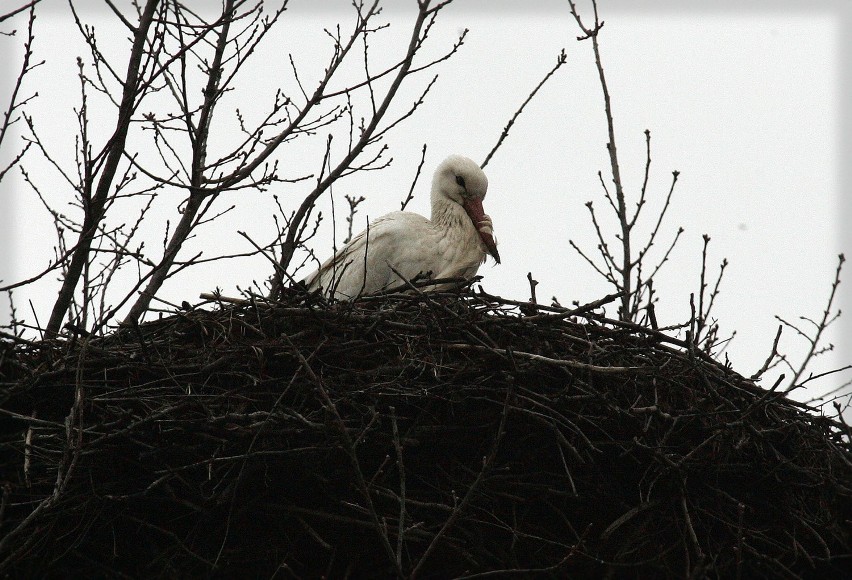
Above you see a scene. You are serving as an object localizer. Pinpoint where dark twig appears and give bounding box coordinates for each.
[751,325,783,381]
[783,254,845,391]
[45,0,160,337]
[481,49,567,169]
[400,143,427,211]
[567,1,687,325]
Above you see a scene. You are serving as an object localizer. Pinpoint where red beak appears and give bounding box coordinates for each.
[463,197,500,264]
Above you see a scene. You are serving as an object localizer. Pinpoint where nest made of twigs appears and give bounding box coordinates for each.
[1,289,850,578]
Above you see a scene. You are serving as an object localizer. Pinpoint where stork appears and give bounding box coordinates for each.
[304,155,499,300]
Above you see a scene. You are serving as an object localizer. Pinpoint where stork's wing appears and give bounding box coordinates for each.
[305,212,436,299]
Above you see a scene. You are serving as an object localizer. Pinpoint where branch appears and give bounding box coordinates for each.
[0,0,40,25]
[785,253,846,391]
[123,0,237,325]
[0,1,40,165]
[481,48,566,169]
[400,143,427,211]
[44,0,160,337]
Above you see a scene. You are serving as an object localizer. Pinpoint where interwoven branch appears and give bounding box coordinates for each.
[1,290,850,578]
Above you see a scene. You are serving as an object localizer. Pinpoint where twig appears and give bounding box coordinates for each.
[400,143,427,211]
[784,253,845,390]
[390,406,407,568]
[481,49,567,169]
[446,343,646,374]
[751,325,783,380]
[44,0,161,337]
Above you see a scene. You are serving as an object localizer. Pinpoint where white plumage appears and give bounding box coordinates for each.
[305,155,500,300]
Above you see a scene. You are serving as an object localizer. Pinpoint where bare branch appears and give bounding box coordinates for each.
[0,0,40,25]
[0,2,41,180]
[481,49,566,169]
[400,143,427,211]
[784,253,845,391]
[123,0,239,325]
[45,0,161,338]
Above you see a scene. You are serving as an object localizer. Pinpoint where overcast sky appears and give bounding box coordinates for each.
[1,0,849,411]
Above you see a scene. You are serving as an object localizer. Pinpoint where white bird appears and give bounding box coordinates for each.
[304,155,500,300]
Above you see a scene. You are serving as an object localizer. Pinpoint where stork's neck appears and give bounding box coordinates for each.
[431,195,484,260]
[431,196,466,228]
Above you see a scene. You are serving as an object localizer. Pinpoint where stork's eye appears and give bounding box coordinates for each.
[455,175,466,189]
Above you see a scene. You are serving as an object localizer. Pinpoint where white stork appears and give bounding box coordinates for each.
[304,155,500,300]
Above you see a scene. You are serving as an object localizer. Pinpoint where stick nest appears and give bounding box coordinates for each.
[1,289,850,578]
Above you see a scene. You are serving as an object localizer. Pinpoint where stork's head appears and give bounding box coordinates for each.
[433,155,500,264]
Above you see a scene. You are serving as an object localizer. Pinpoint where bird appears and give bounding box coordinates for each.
[304,154,500,300]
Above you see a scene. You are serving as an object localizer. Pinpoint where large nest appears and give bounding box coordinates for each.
[1,289,850,578]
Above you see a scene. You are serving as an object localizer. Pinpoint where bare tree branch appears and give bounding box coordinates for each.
[481,48,566,169]
[44,0,161,338]
[0,2,40,182]
[122,0,238,325]
[783,253,845,391]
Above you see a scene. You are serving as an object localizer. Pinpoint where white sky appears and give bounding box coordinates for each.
[1,0,849,411]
